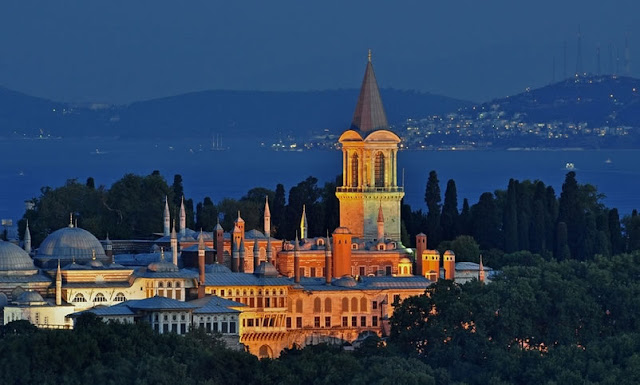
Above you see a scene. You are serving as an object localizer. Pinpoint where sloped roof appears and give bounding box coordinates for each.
[350,58,389,133]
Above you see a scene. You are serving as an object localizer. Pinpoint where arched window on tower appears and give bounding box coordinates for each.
[351,153,359,187]
[375,152,385,187]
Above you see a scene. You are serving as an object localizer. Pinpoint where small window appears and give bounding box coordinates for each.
[342,316,348,327]
[114,293,126,302]
[310,267,316,277]
[359,266,366,276]
[378,244,385,251]
[372,301,378,310]
[351,316,357,327]
[385,266,392,276]
[325,316,331,328]
[372,316,378,327]
[351,243,358,250]
[361,316,367,327]
[93,293,106,302]
[286,317,292,328]
[72,293,87,303]
[314,317,320,328]
[296,317,302,328]
[393,294,401,304]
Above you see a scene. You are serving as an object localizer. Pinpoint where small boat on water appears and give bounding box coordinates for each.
[565,162,575,170]
[605,158,613,164]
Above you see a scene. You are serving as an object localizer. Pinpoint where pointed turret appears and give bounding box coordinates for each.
[163,196,170,236]
[55,259,62,306]
[350,50,389,133]
[179,196,186,237]
[24,220,31,254]
[264,196,271,237]
[478,255,485,283]
[300,205,308,239]
[294,233,300,284]
[198,230,206,297]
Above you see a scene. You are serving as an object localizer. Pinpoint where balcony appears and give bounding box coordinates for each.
[336,186,404,193]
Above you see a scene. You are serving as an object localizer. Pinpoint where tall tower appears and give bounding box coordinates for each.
[179,196,186,237]
[163,196,170,237]
[264,196,271,237]
[171,221,178,266]
[335,51,404,241]
[55,259,62,306]
[300,205,308,239]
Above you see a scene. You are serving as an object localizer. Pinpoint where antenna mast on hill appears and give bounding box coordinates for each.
[625,34,631,75]
[596,45,601,76]
[575,25,583,76]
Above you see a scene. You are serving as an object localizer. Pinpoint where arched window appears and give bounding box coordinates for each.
[314,298,322,313]
[375,152,385,187]
[342,297,349,312]
[167,282,172,288]
[72,293,87,303]
[176,282,181,288]
[325,298,332,312]
[360,298,367,312]
[158,282,164,288]
[351,297,358,312]
[296,299,303,313]
[352,243,358,250]
[93,293,107,303]
[114,293,126,302]
[351,153,359,187]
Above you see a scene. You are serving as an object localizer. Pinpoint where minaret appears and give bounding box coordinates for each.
[55,259,62,306]
[300,205,308,239]
[325,231,332,285]
[478,255,485,283]
[253,239,260,272]
[232,239,239,272]
[105,233,113,264]
[214,219,224,264]
[198,230,206,298]
[24,220,31,254]
[294,234,300,284]
[171,221,178,266]
[266,234,273,264]
[179,196,186,237]
[239,238,246,273]
[163,196,170,237]
[264,196,271,237]
[377,202,385,242]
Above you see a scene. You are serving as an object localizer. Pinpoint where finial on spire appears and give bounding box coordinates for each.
[368,49,372,62]
[69,213,74,228]
[92,249,96,260]
[160,247,165,261]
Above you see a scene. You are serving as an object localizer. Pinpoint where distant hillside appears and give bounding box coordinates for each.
[482,75,640,128]
[0,88,471,141]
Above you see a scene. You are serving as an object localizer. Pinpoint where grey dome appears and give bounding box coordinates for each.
[0,293,8,307]
[36,226,106,266]
[334,275,357,287]
[254,261,278,278]
[14,290,46,305]
[0,241,36,272]
[147,260,179,273]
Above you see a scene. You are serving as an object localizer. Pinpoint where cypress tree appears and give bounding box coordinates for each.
[558,172,585,259]
[272,184,286,237]
[440,179,459,241]
[503,179,519,252]
[425,170,442,248]
[459,198,471,235]
[608,208,624,254]
[471,192,501,250]
[530,200,546,254]
[555,221,571,260]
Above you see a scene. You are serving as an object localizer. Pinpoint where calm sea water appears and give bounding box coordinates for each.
[2,138,639,227]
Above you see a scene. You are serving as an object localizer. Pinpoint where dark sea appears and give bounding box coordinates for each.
[2,138,639,230]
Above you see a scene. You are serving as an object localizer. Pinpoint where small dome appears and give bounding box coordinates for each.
[86,259,104,268]
[147,260,179,273]
[399,257,412,264]
[36,226,106,266]
[254,262,278,278]
[334,275,357,287]
[14,290,46,305]
[0,241,36,272]
[333,227,351,235]
[245,229,265,239]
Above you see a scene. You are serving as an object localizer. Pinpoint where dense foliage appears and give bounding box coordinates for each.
[389,252,640,384]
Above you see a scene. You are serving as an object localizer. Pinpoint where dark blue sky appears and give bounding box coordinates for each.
[0,1,638,104]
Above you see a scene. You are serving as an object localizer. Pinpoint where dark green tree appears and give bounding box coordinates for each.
[558,172,585,259]
[459,198,471,235]
[608,208,624,254]
[555,221,571,260]
[503,179,519,252]
[471,192,501,250]
[440,179,459,241]
[272,183,286,237]
[425,170,442,248]
[171,174,184,208]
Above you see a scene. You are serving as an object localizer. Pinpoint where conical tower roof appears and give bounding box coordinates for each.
[350,50,389,133]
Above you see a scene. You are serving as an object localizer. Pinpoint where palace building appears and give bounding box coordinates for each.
[0,52,490,358]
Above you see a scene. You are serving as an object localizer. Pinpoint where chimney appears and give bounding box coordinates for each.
[294,235,300,284]
[415,233,426,276]
[214,219,224,264]
[239,238,245,273]
[198,231,206,298]
[253,239,260,272]
[325,232,332,285]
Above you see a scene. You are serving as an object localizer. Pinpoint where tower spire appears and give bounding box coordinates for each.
[350,50,389,133]
[264,196,271,237]
[179,196,186,237]
[24,220,31,254]
[300,205,308,239]
[163,196,170,236]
